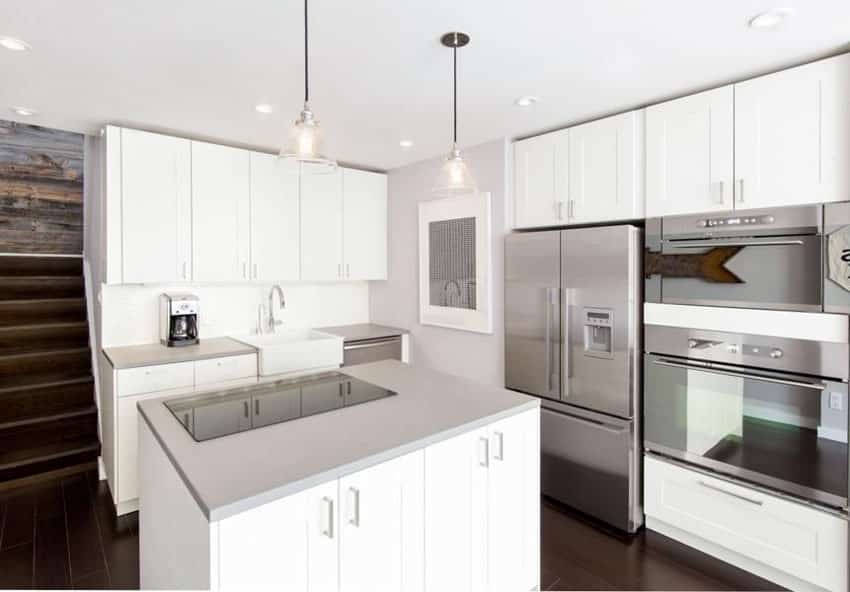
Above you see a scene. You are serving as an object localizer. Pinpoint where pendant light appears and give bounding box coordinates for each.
[280,0,337,172]
[433,31,477,197]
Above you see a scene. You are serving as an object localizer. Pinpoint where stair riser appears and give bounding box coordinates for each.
[0,299,86,327]
[0,277,84,300]
[0,381,94,424]
[0,256,82,277]
[0,450,98,484]
[0,324,89,356]
[0,349,92,389]
[0,414,98,455]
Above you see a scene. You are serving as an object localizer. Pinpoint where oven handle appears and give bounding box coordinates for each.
[663,239,805,248]
[651,358,826,391]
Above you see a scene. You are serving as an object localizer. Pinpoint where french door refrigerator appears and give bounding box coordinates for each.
[505,225,643,532]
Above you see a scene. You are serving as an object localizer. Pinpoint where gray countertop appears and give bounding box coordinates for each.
[317,323,408,343]
[138,360,537,521]
[104,337,257,369]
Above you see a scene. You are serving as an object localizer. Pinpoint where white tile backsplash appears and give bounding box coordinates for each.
[100,282,369,347]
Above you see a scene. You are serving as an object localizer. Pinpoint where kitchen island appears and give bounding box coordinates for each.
[137,360,540,592]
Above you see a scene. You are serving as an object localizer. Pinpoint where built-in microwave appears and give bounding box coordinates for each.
[645,203,850,313]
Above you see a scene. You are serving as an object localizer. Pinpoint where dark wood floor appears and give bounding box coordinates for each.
[0,469,779,591]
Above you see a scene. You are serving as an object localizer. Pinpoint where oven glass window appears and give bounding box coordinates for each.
[644,355,848,506]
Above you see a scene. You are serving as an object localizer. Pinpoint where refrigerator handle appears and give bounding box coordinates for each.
[562,287,571,399]
[545,288,552,393]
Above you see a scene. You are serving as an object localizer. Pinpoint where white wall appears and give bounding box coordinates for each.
[100,282,369,347]
[369,139,509,386]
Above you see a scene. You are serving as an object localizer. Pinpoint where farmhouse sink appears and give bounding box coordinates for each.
[233,329,343,377]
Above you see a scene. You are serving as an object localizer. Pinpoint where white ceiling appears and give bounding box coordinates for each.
[1,0,849,171]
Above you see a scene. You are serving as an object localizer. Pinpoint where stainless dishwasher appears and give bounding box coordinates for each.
[342,336,403,366]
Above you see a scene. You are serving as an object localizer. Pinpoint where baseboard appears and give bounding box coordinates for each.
[646,516,830,592]
[818,425,849,443]
[98,455,106,480]
[117,497,139,516]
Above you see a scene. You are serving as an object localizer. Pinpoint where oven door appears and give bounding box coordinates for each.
[647,234,822,311]
[644,353,848,508]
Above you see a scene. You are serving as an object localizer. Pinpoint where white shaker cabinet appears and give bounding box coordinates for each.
[300,168,344,280]
[646,86,734,217]
[191,141,251,282]
[734,52,850,210]
[113,127,192,284]
[339,450,424,592]
[249,152,300,281]
[342,169,388,280]
[568,110,645,224]
[513,129,569,228]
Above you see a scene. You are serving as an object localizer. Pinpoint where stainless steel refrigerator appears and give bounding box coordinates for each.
[505,225,643,532]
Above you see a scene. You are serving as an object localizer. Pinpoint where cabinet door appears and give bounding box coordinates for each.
[424,428,489,592]
[339,450,424,592]
[249,152,300,281]
[218,489,309,592]
[487,409,540,592]
[305,480,340,592]
[117,391,170,504]
[734,53,850,210]
[569,111,644,224]
[192,141,251,281]
[646,86,733,217]
[300,169,344,280]
[513,130,569,228]
[342,169,387,280]
[120,128,191,283]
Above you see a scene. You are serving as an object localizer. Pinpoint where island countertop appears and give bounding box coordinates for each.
[138,360,538,521]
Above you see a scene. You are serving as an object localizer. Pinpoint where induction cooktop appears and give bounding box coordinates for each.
[165,371,397,442]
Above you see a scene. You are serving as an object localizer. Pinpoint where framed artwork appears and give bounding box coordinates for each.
[418,192,492,333]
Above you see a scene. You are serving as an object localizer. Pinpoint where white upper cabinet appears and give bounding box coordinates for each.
[342,169,387,280]
[734,53,850,210]
[249,153,300,281]
[300,168,344,281]
[191,141,251,282]
[116,128,191,284]
[513,129,569,228]
[568,110,645,224]
[646,86,734,217]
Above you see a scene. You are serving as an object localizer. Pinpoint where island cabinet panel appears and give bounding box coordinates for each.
[339,450,424,592]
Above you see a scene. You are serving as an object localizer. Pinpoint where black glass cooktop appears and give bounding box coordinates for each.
[165,371,397,442]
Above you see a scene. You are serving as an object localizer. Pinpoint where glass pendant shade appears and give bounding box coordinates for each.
[433,145,477,197]
[279,105,337,173]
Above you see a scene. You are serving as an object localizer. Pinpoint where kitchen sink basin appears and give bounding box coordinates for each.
[233,329,343,376]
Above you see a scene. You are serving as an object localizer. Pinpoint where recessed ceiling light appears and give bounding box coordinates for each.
[10,106,37,116]
[255,103,273,114]
[399,140,414,149]
[0,36,30,51]
[748,8,793,30]
[514,95,539,107]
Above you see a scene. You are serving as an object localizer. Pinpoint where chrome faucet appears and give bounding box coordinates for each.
[268,285,286,333]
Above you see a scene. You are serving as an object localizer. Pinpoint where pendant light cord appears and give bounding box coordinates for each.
[304,0,309,104]
[452,44,457,145]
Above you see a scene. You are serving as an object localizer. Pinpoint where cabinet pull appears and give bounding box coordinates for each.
[242,262,247,279]
[320,497,334,538]
[243,400,249,418]
[478,436,489,468]
[338,382,344,397]
[493,431,504,461]
[698,480,763,506]
[737,178,745,203]
[254,399,259,416]
[253,263,258,279]
[716,181,725,204]
[568,200,575,219]
[337,263,341,278]
[181,262,188,280]
[348,487,360,526]
[556,201,565,220]
[347,381,351,395]
[346,263,350,278]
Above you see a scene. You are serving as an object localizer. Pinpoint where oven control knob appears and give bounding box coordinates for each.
[727,345,739,354]
[769,348,783,359]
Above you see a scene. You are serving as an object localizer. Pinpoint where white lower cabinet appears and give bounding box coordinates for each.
[645,455,848,592]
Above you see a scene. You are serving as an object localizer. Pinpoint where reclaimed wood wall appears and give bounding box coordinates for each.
[0,119,84,255]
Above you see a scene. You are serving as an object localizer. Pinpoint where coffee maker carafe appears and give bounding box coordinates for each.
[160,293,199,347]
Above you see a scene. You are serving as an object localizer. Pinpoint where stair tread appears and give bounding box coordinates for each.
[0,321,88,331]
[0,256,83,277]
[0,437,100,471]
[0,375,94,396]
[0,405,97,431]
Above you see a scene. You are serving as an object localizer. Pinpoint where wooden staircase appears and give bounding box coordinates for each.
[0,255,99,487]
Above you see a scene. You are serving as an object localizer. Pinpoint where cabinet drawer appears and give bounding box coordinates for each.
[117,361,195,397]
[645,455,847,592]
[195,354,257,386]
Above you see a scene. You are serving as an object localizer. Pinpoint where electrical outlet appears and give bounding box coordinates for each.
[829,392,844,411]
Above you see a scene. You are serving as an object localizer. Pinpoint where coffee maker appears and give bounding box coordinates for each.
[160,293,199,347]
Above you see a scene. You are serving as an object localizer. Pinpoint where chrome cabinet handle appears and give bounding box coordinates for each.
[347,487,360,526]
[716,181,724,204]
[181,261,188,279]
[242,262,247,279]
[737,178,745,203]
[556,201,565,220]
[698,480,763,506]
[478,436,489,468]
[243,400,249,418]
[562,287,571,398]
[493,431,504,461]
[568,200,575,219]
[651,358,825,391]
[320,497,334,538]
[254,399,259,416]
[253,263,258,279]
[666,239,804,249]
[337,263,341,278]
[346,263,350,278]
